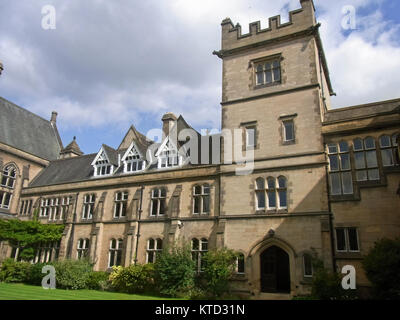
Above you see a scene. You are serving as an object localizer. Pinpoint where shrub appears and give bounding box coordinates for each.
[362,238,400,299]
[53,259,93,290]
[87,271,111,291]
[200,248,237,298]
[26,262,51,286]
[154,242,196,297]
[110,264,155,294]
[311,257,357,300]
[0,258,31,283]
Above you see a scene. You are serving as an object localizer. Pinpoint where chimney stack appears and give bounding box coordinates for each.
[50,111,58,124]
[162,112,177,140]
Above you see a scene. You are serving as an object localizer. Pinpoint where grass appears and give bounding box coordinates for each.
[0,283,178,300]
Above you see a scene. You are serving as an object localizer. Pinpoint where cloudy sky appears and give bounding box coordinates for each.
[0,0,399,154]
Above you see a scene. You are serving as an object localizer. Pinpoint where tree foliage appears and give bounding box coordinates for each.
[201,248,237,298]
[154,241,196,297]
[362,238,400,299]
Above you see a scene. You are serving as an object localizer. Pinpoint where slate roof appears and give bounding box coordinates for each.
[0,96,62,160]
[30,153,97,187]
[28,114,217,188]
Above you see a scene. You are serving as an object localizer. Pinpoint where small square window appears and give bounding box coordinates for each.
[245,126,256,149]
[283,120,295,142]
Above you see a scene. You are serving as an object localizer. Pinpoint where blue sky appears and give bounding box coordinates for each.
[1,0,400,154]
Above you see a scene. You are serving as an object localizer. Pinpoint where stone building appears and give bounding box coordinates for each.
[0,0,399,298]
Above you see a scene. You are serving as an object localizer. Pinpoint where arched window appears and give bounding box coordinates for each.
[236,253,245,274]
[303,254,313,277]
[192,238,208,272]
[354,137,379,181]
[255,178,266,210]
[193,184,210,215]
[108,238,123,268]
[146,238,163,263]
[266,177,277,210]
[77,239,90,259]
[1,165,16,189]
[150,188,166,217]
[380,134,400,167]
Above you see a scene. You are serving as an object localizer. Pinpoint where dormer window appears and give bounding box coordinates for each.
[156,138,183,169]
[92,148,114,177]
[122,143,146,173]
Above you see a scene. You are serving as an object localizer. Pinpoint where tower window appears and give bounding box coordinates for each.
[255,59,281,86]
[283,120,295,142]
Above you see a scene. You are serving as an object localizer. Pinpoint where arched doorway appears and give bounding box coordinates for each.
[260,246,290,293]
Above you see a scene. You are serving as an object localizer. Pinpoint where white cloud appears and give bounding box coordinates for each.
[0,0,399,134]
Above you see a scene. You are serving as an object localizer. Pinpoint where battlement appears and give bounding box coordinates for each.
[219,0,316,53]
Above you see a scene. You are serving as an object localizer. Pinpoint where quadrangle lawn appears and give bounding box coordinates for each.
[0,283,178,300]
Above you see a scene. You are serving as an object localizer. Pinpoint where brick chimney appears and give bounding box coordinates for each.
[162,112,177,140]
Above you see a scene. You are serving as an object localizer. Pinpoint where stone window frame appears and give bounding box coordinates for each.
[146,238,163,264]
[108,238,124,268]
[302,253,313,278]
[279,114,298,146]
[335,227,360,253]
[236,252,246,275]
[113,190,129,219]
[149,187,167,218]
[192,184,211,215]
[378,133,400,168]
[253,176,289,214]
[251,53,283,90]
[77,238,90,260]
[0,191,12,210]
[1,163,17,189]
[240,121,260,151]
[19,199,33,216]
[82,193,96,220]
[191,237,209,273]
[327,141,354,196]
[353,137,380,183]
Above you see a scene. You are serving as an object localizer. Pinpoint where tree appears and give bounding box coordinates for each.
[362,238,400,299]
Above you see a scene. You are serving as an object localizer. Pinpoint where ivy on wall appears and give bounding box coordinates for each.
[0,218,64,261]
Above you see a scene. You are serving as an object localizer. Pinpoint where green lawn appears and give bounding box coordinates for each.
[0,283,176,300]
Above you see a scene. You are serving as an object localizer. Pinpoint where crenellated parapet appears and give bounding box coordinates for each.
[218,0,316,53]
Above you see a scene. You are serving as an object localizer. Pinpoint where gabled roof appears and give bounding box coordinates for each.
[118,125,154,156]
[121,142,143,161]
[0,96,62,160]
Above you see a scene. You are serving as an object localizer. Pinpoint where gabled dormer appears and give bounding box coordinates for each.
[91,145,118,177]
[155,136,184,169]
[121,142,146,173]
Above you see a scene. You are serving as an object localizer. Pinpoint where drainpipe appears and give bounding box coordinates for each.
[324,156,337,273]
[134,186,144,265]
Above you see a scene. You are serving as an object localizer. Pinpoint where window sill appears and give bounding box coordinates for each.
[282,140,296,146]
[330,194,359,202]
[253,82,281,90]
[383,166,400,174]
[335,252,363,260]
